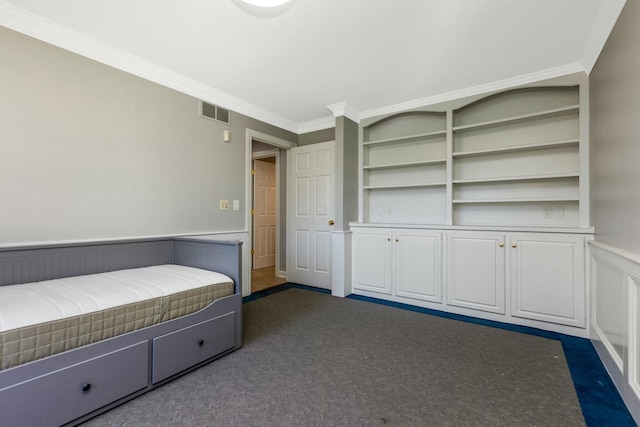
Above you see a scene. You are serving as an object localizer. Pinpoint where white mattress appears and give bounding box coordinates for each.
[0,265,233,333]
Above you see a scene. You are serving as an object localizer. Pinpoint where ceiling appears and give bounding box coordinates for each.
[0,0,626,133]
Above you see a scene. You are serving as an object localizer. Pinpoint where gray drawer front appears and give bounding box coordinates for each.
[152,312,235,384]
[0,341,148,427]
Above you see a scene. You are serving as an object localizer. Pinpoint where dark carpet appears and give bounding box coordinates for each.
[81,287,595,426]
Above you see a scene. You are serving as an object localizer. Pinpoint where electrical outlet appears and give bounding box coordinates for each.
[233,200,240,211]
[543,205,552,218]
[219,200,230,211]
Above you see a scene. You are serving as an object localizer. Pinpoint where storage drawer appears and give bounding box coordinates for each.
[0,341,149,427]
[152,312,236,384]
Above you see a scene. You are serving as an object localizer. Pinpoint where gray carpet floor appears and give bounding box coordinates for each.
[82,288,585,426]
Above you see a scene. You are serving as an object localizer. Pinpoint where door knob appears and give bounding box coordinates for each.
[328,220,335,225]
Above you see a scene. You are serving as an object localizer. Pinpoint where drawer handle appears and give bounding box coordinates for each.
[198,339,205,346]
[82,383,92,393]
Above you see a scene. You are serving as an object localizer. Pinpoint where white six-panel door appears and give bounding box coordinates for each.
[287,141,336,289]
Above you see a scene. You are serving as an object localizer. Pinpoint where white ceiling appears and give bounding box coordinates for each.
[0,0,626,133]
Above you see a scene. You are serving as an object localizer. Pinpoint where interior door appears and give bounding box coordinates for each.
[287,141,336,289]
[253,159,276,270]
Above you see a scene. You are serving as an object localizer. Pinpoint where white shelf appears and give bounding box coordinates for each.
[364,159,446,170]
[452,105,579,133]
[359,84,585,228]
[453,173,579,184]
[453,139,579,158]
[364,182,446,190]
[363,130,446,147]
[452,197,579,204]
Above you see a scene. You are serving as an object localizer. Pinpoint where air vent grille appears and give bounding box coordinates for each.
[200,101,230,124]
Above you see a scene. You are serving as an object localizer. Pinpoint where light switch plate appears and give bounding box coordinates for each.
[233,200,240,211]
[219,200,230,211]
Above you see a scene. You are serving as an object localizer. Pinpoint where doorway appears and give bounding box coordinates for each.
[247,130,295,294]
[251,152,285,292]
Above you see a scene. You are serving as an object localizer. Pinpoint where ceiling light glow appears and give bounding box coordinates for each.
[241,0,291,7]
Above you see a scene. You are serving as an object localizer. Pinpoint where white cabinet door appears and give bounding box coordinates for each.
[447,232,506,314]
[352,228,392,294]
[394,230,442,303]
[510,234,585,327]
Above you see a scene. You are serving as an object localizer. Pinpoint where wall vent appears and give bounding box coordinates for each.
[200,101,230,124]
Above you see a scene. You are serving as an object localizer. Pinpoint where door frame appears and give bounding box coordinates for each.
[245,129,296,295]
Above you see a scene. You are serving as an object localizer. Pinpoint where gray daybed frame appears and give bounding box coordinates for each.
[0,237,243,427]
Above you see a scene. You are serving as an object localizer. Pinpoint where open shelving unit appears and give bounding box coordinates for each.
[358,84,588,229]
[360,111,448,224]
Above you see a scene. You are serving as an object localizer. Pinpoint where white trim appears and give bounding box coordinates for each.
[359,63,585,120]
[327,101,361,123]
[0,1,299,133]
[331,231,353,297]
[298,116,336,134]
[589,240,640,266]
[245,129,296,294]
[580,0,627,74]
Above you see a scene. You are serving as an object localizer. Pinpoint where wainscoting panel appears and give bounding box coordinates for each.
[592,254,627,369]
[631,275,640,404]
[590,241,640,423]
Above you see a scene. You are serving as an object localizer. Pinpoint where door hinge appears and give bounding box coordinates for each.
[251,209,255,215]
[251,248,255,255]
[251,169,255,175]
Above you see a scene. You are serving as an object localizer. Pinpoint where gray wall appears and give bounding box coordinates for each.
[298,127,335,146]
[0,26,295,245]
[590,0,640,254]
[336,116,359,230]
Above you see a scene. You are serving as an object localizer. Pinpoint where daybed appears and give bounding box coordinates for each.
[0,237,243,427]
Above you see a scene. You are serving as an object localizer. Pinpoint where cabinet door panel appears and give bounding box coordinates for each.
[353,229,392,294]
[395,230,442,302]
[447,233,505,314]
[511,234,584,327]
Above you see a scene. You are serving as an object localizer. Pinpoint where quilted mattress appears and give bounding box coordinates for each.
[0,265,235,371]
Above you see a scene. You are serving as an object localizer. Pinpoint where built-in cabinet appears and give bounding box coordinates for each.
[353,226,588,334]
[447,232,506,315]
[353,228,442,303]
[510,233,585,327]
[352,78,592,336]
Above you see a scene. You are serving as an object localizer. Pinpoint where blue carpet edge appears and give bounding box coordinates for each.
[244,283,636,426]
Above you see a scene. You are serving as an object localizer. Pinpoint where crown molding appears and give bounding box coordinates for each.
[580,0,627,74]
[297,116,336,134]
[360,62,586,120]
[0,1,299,133]
[326,101,361,123]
